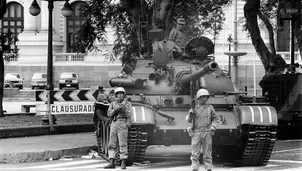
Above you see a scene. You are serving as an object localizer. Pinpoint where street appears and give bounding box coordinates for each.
[0,139,301,171]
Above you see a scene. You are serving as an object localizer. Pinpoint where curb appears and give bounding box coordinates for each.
[0,124,94,139]
[0,145,98,163]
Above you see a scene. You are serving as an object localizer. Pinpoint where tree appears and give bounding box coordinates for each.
[244,0,302,76]
[0,31,18,117]
[77,0,302,76]
[0,0,7,117]
[76,0,231,64]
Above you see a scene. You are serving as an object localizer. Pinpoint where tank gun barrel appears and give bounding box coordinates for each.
[109,78,144,89]
[179,61,218,86]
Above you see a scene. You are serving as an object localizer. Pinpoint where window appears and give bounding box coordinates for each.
[66,1,88,53]
[1,2,24,53]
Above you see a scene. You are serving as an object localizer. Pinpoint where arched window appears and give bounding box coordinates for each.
[1,2,24,53]
[66,1,88,53]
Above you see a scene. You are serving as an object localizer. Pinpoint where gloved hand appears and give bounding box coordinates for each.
[210,125,216,136]
[189,109,194,117]
[126,120,131,128]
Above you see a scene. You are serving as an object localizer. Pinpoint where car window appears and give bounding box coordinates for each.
[33,73,47,78]
[5,74,21,79]
[60,73,77,79]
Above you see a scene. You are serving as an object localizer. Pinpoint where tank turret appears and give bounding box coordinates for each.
[175,61,218,93]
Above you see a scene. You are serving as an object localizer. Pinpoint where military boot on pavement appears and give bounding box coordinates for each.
[121,159,126,169]
[103,159,115,169]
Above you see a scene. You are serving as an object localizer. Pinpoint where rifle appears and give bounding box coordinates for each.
[190,99,196,131]
[111,100,128,121]
[187,68,196,137]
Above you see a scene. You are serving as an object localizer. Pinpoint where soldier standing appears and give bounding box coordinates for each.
[103,87,132,169]
[169,17,188,55]
[186,88,220,171]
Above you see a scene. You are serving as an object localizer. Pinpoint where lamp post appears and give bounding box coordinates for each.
[227,34,233,76]
[29,0,72,126]
[29,0,72,90]
[280,7,298,73]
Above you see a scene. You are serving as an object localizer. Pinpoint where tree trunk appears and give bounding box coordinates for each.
[244,0,286,76]
[152,0,174,37]
[124,0,175,43]
[294,1,302,58]
[0,50,4,117]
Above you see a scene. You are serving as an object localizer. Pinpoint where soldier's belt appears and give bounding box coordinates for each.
[114,117,127,121]
[194,128,209,132]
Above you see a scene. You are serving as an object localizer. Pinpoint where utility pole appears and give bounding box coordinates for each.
[233,0,238,52]
[0,0,7,117]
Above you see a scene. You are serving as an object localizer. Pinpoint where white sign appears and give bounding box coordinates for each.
[35,102,95,115]
[51,102,94,114]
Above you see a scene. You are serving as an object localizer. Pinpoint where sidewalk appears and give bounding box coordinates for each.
[0,132,97,163]
[1,101,97,164]
[1,100,94,139]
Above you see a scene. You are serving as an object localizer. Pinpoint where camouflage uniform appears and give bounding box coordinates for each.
[107,99,132,160]
[186,104,219,171]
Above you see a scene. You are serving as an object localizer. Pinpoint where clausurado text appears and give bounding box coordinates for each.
[51,103,94,114]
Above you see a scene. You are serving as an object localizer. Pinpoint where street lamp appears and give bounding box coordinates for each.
[280,7,298,73]
[29,0,72,126]
[29,0,73,91]
[227,33,233,77]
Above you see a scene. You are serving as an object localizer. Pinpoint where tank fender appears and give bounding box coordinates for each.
[131,104,156,125]
[237,106,278,126]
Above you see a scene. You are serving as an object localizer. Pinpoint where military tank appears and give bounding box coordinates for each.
[95,33,278,166]
[260,62,302,139]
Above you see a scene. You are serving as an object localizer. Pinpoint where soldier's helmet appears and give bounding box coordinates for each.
[97,94,107,102]
[196,88,209,99]
[114,87,126,94]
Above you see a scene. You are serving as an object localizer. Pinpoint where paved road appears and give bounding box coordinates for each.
[1,140,301,171]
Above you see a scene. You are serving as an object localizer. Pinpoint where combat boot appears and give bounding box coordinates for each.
[121,159,126,169]
[103,159,115,169]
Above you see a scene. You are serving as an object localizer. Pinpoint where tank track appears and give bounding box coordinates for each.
[97,120,110,161]
[128,125,148,163]
[239,125,277,166]
[96,121,148,164]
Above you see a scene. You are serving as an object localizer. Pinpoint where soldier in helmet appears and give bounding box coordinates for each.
[186,88,220,171]
[103,87,132,169]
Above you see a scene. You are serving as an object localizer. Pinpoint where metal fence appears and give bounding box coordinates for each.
[54,53,86,62]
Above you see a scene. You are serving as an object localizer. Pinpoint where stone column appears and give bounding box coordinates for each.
[41,0,50,31]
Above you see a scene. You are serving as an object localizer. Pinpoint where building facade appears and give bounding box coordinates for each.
[1,0,300,95]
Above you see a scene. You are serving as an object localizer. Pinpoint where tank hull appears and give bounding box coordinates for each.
[260,73,302,138]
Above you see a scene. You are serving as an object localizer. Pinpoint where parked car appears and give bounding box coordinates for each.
[31,73,47,89]
[59,72,79,89]
[4,73,24,89]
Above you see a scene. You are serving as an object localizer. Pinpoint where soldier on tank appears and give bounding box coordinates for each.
[186,88,220,171]
[103,87,132,169]
[169,17,188,57]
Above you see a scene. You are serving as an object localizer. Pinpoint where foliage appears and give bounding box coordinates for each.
[76,0,231,64]
[0,31,18,62]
